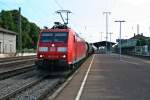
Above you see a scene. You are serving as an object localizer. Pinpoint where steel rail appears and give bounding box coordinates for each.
[0,56,35,63]
[0,59,34,66]
[0,64,36,80]
[0,75,45,100]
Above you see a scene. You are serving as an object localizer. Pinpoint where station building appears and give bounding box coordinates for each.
[116,33,150,56]
[0,27,17,54]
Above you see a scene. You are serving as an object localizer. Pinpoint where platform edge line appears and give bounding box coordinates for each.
[75,54,95,100]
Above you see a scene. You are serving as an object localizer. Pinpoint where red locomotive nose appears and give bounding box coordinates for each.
[49,46,56,52]
[49,43,56,52]
[37,41,67,60]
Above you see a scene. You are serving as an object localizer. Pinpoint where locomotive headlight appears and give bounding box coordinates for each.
[39,55,43,58]
[62,55,66,58]
[39,47,48,52]
[57,47,67,52]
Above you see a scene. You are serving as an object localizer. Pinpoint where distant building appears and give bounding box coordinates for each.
[0,27,17,54]
[130,33,148,39]
[116,33,150,56]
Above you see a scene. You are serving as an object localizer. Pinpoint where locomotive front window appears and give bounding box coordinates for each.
[54,33,67,42]
[40,32,68,42]
[40,33,53,42]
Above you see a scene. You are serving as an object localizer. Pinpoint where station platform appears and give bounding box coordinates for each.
[54,54,150,100]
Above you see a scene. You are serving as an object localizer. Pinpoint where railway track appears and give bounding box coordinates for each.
[0,55,36,80]
[0,71,44,100]
[0,64,36,80]
[0,70,68,100]
[0,56,89,100]
[0,68,77,100]
[0,58,35,68]
[0,55,35,63]
[10,78,60,100]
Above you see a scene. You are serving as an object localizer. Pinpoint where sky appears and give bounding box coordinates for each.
[0,0,150,43]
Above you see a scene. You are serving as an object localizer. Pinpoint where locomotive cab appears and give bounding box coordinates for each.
[35,22,88,71]
[36,31,70,69]
[38,31,68,59]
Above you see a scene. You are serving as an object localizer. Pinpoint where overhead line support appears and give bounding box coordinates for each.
[103,11,111,54]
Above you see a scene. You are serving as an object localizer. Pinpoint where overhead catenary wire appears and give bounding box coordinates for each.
[27,1,67,28]
[53,0,83,33]
[115,20,126,60]
[26,1,59,28]
[0,1,58,28]
[53,0,64,9]
[103,11,111,54]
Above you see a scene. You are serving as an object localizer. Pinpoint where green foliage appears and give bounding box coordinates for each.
[136,40,141,46]
[136,39,147,46]
[1,10,15,30]
[147,38,150,45]
[0,10,40,49]
[29,23,40,48]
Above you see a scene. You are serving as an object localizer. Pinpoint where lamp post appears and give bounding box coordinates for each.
[115,20,126,60]
[103,12,111,54]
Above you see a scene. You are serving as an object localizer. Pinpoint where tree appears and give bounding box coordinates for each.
[29,23,40,48]
[136,39,147,46]
[1,10,15,30]
[136,40,141,46]
[0,10,40,49]
[147,38,150,45]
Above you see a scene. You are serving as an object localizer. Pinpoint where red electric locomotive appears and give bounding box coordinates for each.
[35,22,88,71]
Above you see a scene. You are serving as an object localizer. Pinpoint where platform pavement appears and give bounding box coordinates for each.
[54,54,150,100]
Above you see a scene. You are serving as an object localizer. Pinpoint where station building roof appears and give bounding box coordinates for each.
[130,33,149,39]
[93,41,116,48]
[0,27,17,35]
